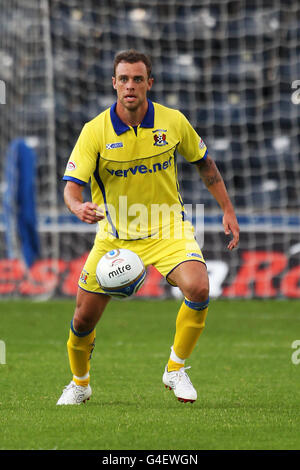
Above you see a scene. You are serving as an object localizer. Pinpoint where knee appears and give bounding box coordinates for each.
[73,308,94,333]
[72,290,109,333]
[185,283,209,303]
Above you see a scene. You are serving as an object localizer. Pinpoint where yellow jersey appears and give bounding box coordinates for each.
[63,100,207,240]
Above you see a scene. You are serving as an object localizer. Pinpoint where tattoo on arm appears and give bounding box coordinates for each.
[196,156,222,187]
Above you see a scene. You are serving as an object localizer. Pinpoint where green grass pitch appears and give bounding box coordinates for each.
[0,298,299,450]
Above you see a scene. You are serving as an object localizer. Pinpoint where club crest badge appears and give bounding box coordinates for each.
[153,129,168,146]
[79,269,89,285]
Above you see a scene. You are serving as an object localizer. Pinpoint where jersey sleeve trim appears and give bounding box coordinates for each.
[190,149,208,163]
[62,176,87,185]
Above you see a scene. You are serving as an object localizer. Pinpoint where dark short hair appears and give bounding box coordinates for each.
[113,49,152,78]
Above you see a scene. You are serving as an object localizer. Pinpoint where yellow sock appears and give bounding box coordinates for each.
[167,357,184,372]
[167,297,209,372]
[67,320,96,387]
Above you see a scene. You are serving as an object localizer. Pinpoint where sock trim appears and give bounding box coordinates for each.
[170,346,185,364]
[184,297,209,311]
[70,319,94,337]
[74,372,90,381]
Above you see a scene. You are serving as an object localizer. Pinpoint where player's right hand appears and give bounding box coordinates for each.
[75,202,105,224]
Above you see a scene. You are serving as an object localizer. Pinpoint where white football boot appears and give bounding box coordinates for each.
[162,366,197,403]
[56,381,92,405]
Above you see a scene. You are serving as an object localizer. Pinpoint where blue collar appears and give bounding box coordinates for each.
[110,99,154,135]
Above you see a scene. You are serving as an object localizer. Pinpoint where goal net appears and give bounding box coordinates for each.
[0,0,299,298]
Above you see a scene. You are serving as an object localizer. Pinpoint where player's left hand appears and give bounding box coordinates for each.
[223,210,240,250]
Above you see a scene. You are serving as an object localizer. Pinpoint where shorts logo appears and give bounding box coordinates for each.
[186,252,202,259]
[153,129,168,146]
[106,142,124,150]
[79,269,89,284]
[67,160,77,171]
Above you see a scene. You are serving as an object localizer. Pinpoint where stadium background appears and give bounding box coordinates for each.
[0,0,299,299]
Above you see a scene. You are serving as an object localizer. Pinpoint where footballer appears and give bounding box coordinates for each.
[57,49,239,405]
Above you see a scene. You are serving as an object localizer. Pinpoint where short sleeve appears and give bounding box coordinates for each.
[63,123,98,185]
[176,111,208,163]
